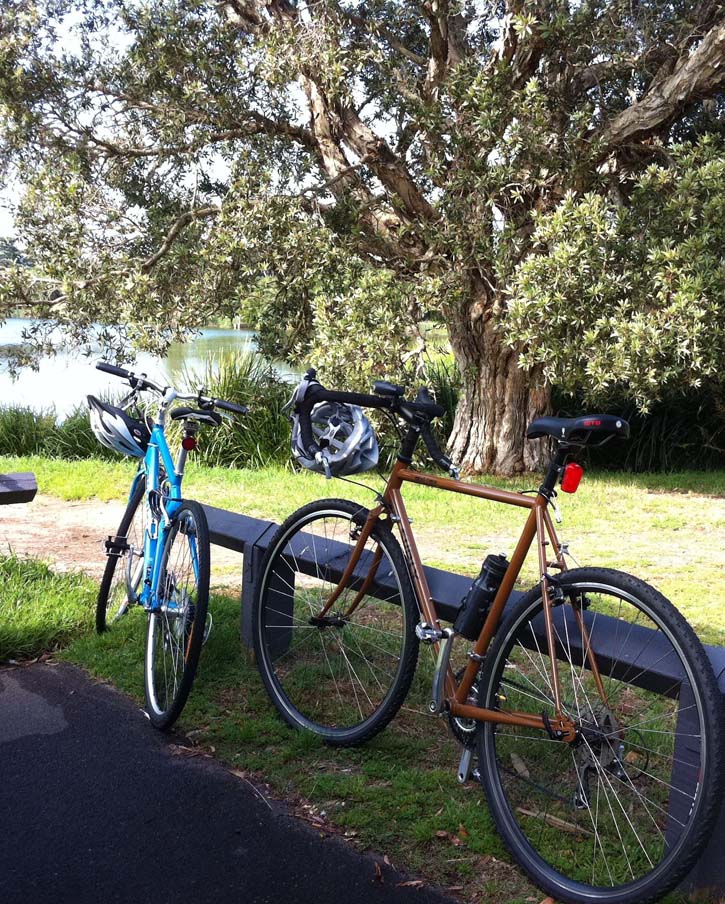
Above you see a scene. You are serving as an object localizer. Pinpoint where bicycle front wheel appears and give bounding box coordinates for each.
[477,567,723,904]
[253,498,419,746]
[144,500,210,730]
[96,475,146,633]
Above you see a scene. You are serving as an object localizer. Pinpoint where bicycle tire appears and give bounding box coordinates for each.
[96,476,146,633]
[144,500,210,730]
[253,498,419,746]
[476,567,724,904]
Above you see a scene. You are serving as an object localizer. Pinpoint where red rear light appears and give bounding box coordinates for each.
[561,462,583,493]
[182,436,197,451]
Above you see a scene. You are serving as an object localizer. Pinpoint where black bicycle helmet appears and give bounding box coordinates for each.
[87,396,152,458]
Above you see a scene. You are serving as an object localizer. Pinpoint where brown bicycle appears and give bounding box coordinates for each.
[252,371,723,904]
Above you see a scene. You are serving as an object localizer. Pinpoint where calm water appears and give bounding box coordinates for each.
[0,319,298,417]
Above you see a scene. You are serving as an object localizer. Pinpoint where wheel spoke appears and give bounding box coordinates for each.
[255,504,417,743]
[145,504,209,729]
[479,572,716,897]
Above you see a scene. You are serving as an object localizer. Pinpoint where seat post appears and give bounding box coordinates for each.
[538,444,570,499]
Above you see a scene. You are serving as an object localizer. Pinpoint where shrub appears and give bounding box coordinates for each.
[45,403,121,461]
[178,351,292,469]
[556,385,725,472]
[0,406,56,456]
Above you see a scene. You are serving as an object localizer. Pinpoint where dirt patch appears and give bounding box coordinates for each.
[0,494,245,587]
[0,495,125,577]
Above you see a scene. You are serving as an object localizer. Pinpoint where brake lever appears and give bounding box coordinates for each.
[196,387,215,410]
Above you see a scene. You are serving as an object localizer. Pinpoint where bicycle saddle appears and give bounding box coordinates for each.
[526,414,629,444]
[170,407,222,426]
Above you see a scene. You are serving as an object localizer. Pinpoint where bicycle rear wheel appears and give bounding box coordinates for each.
[253,498,419,746]
[96,475,146,633]
[144,500,210,730]
[477,567,723,904]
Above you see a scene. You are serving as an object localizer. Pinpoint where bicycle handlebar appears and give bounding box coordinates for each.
[96,361,131,379]
[96,362,247,417]
[419,420,457,476]
[211,398,249,416]
[96,361,165,394]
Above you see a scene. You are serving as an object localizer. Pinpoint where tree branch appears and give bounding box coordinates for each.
[339,8,426,66]
[594,20,725,159]
[141,207,219,272]
[339,105,436,223]
[423,1,449,102]
[86,85,318,153]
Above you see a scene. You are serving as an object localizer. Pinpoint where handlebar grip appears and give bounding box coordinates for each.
[419,421,456,475]
[215,399,249,416]
[296,385,325,459]
[96,362,131,379]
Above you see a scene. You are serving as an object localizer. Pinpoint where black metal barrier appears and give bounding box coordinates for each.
[201,502,725,897]
[0,472,37,505]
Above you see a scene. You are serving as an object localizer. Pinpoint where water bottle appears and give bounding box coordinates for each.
[453,553,509,640]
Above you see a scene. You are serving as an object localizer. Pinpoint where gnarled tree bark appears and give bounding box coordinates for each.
[446,285,549,475]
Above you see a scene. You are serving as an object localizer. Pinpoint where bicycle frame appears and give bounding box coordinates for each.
[130,405,200,612]
[320,458,598,741]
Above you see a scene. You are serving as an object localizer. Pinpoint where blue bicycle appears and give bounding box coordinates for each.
[88,362,247,729]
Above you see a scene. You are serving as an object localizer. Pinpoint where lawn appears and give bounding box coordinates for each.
[1,454,723,902]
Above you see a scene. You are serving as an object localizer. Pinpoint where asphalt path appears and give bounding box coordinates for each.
[0,663,455,904]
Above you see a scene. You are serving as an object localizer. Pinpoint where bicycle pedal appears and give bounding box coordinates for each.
[104,535,129,558]
[415,622,446,644]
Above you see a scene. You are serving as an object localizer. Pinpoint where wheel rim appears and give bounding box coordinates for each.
[258,510,410,737]
[481,583,708,894]
[146,510,201,719]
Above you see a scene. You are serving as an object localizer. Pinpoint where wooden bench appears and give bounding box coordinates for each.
[0,472,37,505]
[201,501,725,897]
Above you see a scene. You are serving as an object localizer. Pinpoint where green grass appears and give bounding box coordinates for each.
[0,555,95,661]
[2,455,724,644]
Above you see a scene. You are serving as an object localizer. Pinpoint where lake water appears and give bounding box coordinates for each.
[0,318,299,417]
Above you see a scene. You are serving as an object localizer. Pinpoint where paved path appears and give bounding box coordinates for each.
[0,663,454,904]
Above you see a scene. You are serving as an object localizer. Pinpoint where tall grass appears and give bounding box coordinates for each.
[178,352,292,468]
[0,403,121,461]
[0,406,56,456]
[0,353,294,469]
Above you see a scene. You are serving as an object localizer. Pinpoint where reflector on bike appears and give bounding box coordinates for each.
[560,461,583,493]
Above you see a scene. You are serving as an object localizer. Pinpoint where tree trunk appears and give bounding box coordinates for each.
[446,289,550,476]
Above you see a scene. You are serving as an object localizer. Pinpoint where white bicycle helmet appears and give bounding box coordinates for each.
[87,395,152,458]
[291,399,379,477]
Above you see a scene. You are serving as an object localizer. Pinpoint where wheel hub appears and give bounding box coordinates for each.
[309,613,347,629]
[573,704,628,808]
